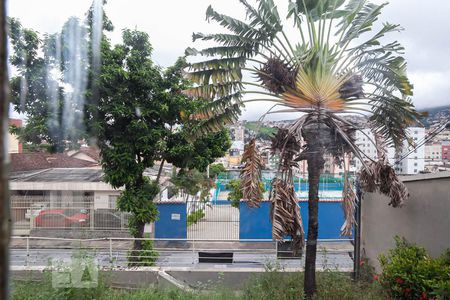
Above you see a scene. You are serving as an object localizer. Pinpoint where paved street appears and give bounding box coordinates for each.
[10,242,353,270]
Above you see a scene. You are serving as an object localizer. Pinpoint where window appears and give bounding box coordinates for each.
[414,163,418,167]
[414,131,418,135]
[108,195,118,209]
[414,169,417,173]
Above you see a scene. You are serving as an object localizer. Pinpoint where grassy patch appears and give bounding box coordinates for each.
[11,271,385,300]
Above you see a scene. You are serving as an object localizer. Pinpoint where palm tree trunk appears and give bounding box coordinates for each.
[304,134,325,299]
[0,1,10,298]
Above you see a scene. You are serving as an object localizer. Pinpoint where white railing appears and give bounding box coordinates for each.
[9,236,354,271]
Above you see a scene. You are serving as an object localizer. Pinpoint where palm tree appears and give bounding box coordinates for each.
[184,0,422,297]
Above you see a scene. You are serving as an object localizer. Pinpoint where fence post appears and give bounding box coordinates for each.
[26,237,29,267]
[109,238,113,267]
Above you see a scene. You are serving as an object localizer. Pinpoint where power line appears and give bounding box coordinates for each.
[395,120,450,164]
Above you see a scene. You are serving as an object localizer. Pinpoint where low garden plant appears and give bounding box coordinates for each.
[379,237,450,300]
[187,209,205,226]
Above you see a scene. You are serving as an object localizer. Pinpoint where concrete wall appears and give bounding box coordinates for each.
[154,202,187,239]
[240,201,348,240]
[361,171,450,270]
[94,191,120,209]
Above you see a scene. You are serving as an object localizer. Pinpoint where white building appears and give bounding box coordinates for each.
[425,143,442,161]
[353,127,425,175]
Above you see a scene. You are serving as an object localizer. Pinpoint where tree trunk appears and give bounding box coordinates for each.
[132,220,145,250]
[303,133,325,299]
[129,219,145,265]
[0,1,10,298]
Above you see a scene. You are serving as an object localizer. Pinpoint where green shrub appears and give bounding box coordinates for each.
[379,237,450,299]
[128,239,159,267]
[187,209,205,226]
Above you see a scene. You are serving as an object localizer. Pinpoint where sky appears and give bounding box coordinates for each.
[7,0,450,121]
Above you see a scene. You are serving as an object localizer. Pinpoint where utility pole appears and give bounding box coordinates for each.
[0,0,11,298]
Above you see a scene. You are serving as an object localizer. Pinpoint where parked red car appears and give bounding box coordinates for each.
[34,209,89,228]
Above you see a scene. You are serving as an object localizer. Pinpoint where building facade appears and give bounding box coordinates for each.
[353,127,425,175]
[425,143,442,161]
[8,119,23,154]
[443,141,450,161]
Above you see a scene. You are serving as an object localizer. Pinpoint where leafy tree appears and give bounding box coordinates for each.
[226,179,265,208]
[7,3,113,152]
[209,163,226,179]
[95,29,230,257]
[185,0,422,297]
[171,168,215,202]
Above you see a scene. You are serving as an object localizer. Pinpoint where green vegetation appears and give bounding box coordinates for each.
[379,237,450,299]
[244,122,277,141]
[127,239,159,267]
[171,169,216,202]
[209,163,226,179]
[186,0,422,297]
[187,209,205,226]
[12,271,385,300]
[226,179,265,208]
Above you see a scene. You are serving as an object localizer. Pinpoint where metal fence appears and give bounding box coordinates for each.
[9,236,354,271]
[11,195,130,232]
[187,200,239,240]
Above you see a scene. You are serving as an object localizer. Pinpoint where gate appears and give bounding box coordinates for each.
[186,200,239,240]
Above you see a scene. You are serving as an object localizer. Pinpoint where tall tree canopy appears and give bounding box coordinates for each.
[96,29,230,257]
[7,3,114,152]
[185,0,422,297]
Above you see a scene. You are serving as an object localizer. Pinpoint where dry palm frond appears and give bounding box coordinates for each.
[359,164,378,193]
[387,175,408,207]
[341,176,356,236]
[359,122,408,205]
[359,160,408,207]
[258,57,296,94]
[371,125,388,161]
[240,139,264,207]
[270,178,304,255]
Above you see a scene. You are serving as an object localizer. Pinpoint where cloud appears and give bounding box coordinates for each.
[7,0,450,121]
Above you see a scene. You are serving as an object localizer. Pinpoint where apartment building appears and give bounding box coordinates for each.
[354,127,425,175]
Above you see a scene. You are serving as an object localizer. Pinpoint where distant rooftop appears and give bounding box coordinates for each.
[10,152,97,172]
[10,168,104,183]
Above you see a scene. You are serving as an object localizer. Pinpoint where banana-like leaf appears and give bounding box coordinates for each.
[358,53,413,97]
[369,95,420,149]
[239,0,283,39]
[339,2,387,46]
[182,82,243,99]
[288,0,346,21]
[185,46,254,58]
[206,5,271,43]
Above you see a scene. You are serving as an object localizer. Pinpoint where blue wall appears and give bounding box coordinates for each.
[155,202,187,239]
[239,201,348,240]
[240,202,273,239]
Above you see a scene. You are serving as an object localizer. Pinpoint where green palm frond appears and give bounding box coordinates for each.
[183,82,243,99]
[206,5,271,43]
[240,0,283,38]
[369,96,420,149]
[185,46,254,58]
